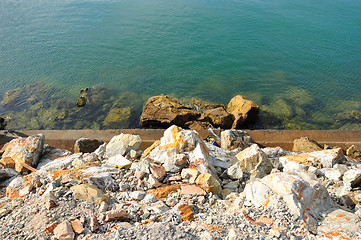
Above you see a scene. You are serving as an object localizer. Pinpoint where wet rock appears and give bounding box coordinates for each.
[292,137,322,152]
[53,220,75,240]
[2,88,25,109]
[226,95,259,129]
[70,183,109,204]
[198,107,234,129]
[103,107,131,128]
[221,129,256,151]
[140,95,200,129]
[0,134,45,172]
[74,138,104,153]
[106,133,142,158]
[235,144,273,179]
[346,145,361,161]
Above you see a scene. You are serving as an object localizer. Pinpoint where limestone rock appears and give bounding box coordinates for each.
[227,164,243,180]
[292,137,322,152]
[346,145,361,160]
[181,168,200,184]
[106,154,132,169]
[106,133,142,158]
[53,221,75,240]
[226,95,259,129]
[71,219,84,234]
[343,169,361,188]
[0,134,45,172]
[198,107,234,129]
[74,138,104,153]
[147,185,181,198]
[163,153,188,173]
[70,183,109,204]
[221,129,256,151]
[181,184,207,196]
[104,209,130,222]
[195,173,221,195]
[149,201,170,215]
[149,165,166,181]
[140,95,200,128]
[279,148,344,169]
[236,144,273,178]
[37,153,82,172]
[245,170,334,234]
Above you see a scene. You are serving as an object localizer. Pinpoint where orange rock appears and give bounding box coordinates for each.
[71,219,84,234]
[0,156,15,168]
[195,173,221,195]
[178,204,195,221]
[150,165,166,180]
[147,185,181,198]
[44,223,58,234]
[226,95,259,129]
[104,209,130,222]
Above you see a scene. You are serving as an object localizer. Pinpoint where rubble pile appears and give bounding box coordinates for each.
[0,126,360,240]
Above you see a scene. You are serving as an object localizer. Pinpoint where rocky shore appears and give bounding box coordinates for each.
[2,84,361,130]
[0,126,361,239]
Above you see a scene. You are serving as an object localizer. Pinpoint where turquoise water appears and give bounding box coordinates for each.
[1,0,361,129]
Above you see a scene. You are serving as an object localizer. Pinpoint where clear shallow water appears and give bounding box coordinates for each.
[1,0,361,129]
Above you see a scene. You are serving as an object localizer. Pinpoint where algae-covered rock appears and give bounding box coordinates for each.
[283,86,314,107]
[261,97,293,120]
[103,107,131,128]
[2,88,24,109]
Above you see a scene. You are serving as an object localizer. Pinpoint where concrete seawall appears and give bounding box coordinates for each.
[1,129,361,152]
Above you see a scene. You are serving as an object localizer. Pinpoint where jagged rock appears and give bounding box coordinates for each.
[181,184,207,196]
[106,133,142,158]
[195,173,221,195]
[6,176,24,198]
[235,144,273,178]
[279,148,344,169]
[71,219,84,234]
[245,170,334,234]
[346,145,361,161]
[0,168,18,181]
[292,137,322,152]
[149,201,170,215]
[53,221,75,240]
[70,183,109,204]
[186,121,214,130]
[319,164,349,181]
[37,153,82,172]
[74,138,104,153]
[147,185,181,198]
[163,153,188,173]
[226,164,243,180]
[0,134,45,172]
[181,168,200,184]
[140,95,200,128]
[104,209,131,222]
[221,129,256,151]
[177,204,195,221]
[37,148,72,169]
[226,95,259,129]
[149,165,166,181]
[198,107,234,129]
[343,169,361,188]
[106,154,132,169]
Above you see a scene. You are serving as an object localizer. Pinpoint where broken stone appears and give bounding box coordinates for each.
[292,137,322,152]
[70,183,109,204]
[346,145,361,161]
[104,209,130,222]
[149,201,170,215]
[135,170,146,180]
[166,197,178,207]
[147,174,161,188]
[226,95,259,129]
[221,129,256,151]
[181,184,207,196]
[0,134,45,172]
[106,133,142,158]
[129,149,142,159]
[147,185,181,198]
[163,153,188,173]
[89,216,99,232]
[177,204,195,221]
[195,173,221,195]
[343,169,361,188]
[74,138,104,153]
[129,191,146,201]
[236,144,273,178]
[181,168,200,184]
[226,164,243,180]
[53,221,75,240]
[71,219,84,234]
[106,154,132,169]
[149,165,166,181]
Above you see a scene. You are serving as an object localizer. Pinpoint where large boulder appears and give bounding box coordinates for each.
[198,107,234,129]
[74,138,104,153]
[226,95,259,129]
[105,133,142,158]
[245,170,334,234]
[140,95,200,129]
[0,134,45,172]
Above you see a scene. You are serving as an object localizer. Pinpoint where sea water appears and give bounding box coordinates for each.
[1,0,361,129]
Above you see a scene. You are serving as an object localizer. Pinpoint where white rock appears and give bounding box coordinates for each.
[221,129,255,151]
[37,153,82,172]
[106,154,132,169]
[106,133,142,158]
[94,143,106,160]
[181,168,200,184]
[227,164,243,180]
[279,156,307,173]
[343,169,361,187]
[129,191,146,201]
[148,201,169,215]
